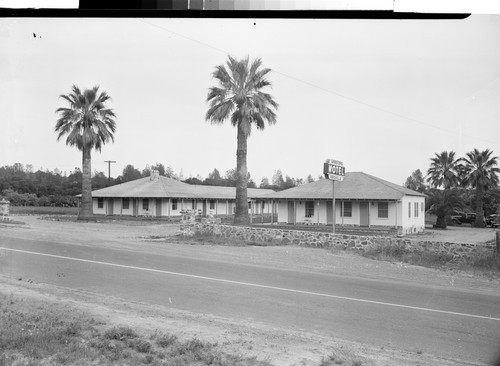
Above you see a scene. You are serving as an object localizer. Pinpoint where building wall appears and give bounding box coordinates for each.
[400,196,426,234]
[91,197,271,217]
[275,199,404,229]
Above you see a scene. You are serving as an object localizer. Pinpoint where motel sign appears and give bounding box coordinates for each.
[324,159,345,181]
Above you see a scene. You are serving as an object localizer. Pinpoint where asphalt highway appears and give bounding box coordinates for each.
[1,237,499,364]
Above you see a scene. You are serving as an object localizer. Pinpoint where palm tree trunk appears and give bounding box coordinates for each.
[78,146,94,220]
[234,123,250,225]
[475,185,484,227]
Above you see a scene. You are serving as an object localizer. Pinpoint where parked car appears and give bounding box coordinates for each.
[449,211,477,226]
[485,214,500,228]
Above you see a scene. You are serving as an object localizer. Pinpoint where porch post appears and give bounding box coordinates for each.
[261,201,264,223]
[293,200,296,225]
[317,200,320,225]
[395,200,398,228]
[341,201,344,227]
[368,201,371,228]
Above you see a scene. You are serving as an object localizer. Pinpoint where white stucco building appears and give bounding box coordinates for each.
[90,171,274,218]
[261,172,426,235]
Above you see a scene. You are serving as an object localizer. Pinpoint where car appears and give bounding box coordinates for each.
[449,211,476,226]
[485,214,500,228]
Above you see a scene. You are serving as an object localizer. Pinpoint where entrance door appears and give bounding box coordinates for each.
[202,200,207,216]
[287,201,294,224]
[326,201,333,225]
[360,202,369,226]
[107,199,113,216]
[133,199,137,216]
[156,199,162,217]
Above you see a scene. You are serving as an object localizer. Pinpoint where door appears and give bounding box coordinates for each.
[107,199,113,216]
[326,201,333,225]
[156,199,162,217]
[202,200,207,216]
[360,202,369,226]
[133,199,137,217]
[287,201,294,224]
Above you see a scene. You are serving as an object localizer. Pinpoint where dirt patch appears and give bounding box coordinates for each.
[408,225,497,244]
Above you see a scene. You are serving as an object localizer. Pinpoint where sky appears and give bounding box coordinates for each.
[1,12,500,186]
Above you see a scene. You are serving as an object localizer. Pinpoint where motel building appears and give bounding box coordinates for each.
[261,172,426,235]
[90,170,275,219]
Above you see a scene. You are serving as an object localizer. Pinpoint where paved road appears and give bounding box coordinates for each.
[1,236,499,364]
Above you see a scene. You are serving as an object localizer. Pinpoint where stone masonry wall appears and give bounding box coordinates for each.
[180,220,497,263]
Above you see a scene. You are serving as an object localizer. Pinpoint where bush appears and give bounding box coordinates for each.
[104,326,138,341]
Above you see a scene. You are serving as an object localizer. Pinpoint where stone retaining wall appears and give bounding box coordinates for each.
[181,220,497,262]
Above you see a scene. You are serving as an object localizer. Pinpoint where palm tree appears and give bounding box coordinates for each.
[426,188,464,229]
[55,85,116,220]
[459,148,500,227]
[426,151,459,189]
[206,56,278,225]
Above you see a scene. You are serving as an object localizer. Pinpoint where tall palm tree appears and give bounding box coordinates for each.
[206,55,278,225]
[55,85,116,220]
[459,148,500,227]
[426,151,459,189]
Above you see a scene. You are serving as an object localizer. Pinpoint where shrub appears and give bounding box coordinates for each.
[104,326,138,341]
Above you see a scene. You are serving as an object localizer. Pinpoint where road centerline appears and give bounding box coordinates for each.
[2,247,499,322]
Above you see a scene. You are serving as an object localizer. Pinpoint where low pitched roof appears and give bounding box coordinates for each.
[260,172,426,200]
[91,176,274,200]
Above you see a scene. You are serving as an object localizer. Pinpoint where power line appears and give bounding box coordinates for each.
[137,18,500,148]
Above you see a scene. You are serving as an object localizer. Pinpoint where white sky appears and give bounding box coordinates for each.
[1,14,500,185]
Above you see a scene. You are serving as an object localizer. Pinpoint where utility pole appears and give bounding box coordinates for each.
[104,160,116,186]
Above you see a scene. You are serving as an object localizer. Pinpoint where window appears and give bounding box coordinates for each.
[378,202,389,218]
[408,202,411,218]
[142,199,149,211]
[172,199,177,210]
[305,201,314,218]
[210,200,215,210]
[341,201,352,217]
[248,201,252,209]
[421,202,424,212]
[122,198,129,210]
[192,200,196,209]
[414,202,419,217]
[97,198,104,209]
[261,201,265,211]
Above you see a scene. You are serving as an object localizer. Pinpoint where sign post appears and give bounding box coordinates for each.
[324,159,345,234]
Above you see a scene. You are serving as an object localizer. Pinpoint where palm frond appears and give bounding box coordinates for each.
[55,85,116,152]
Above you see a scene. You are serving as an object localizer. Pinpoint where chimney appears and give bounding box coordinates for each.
[150,169,159,181]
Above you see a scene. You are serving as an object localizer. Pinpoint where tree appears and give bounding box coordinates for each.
[259,177,270,188]
[426,151,459,189]
[224,169,238,186]
[272,169,285,188]
[459,148,500,227]
[204,168,224,186]
[306,174,315,183]
[206,56,278,225]
[151,163,166,176]
[55,85,116,220]
[427,188,464,229]
[404,169,427,193]
[165,166,178,180]
[121,165,142,182]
